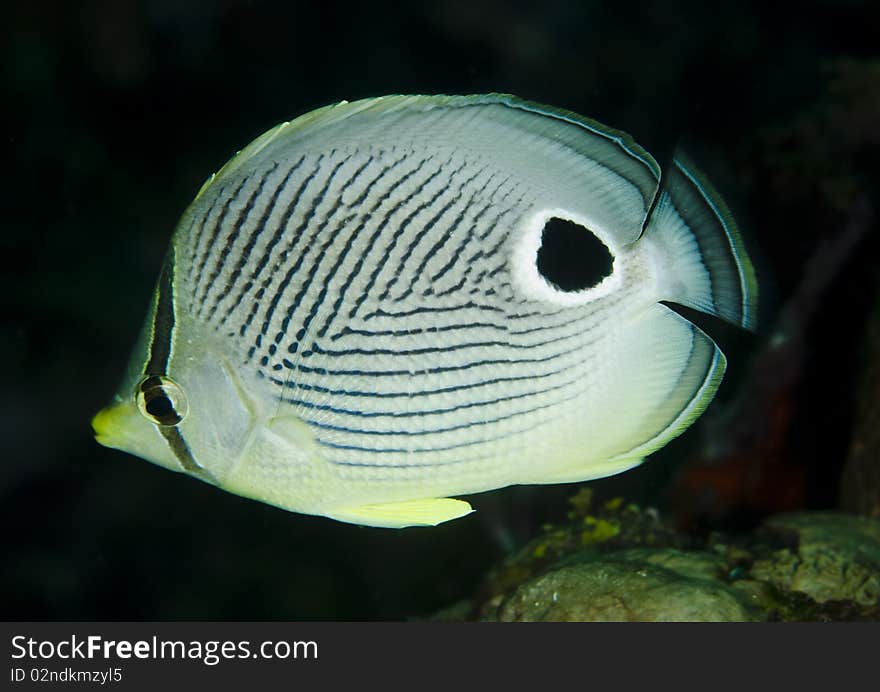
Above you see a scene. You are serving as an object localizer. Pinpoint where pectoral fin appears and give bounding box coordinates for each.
[326,497,474,528]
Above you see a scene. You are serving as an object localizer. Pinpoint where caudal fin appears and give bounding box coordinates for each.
[643,154,758,330]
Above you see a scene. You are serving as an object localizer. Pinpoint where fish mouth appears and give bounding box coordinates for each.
[91,402,126,447]
[91,398,208,480]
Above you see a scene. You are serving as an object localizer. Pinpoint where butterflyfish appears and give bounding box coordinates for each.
[93,94,757,528]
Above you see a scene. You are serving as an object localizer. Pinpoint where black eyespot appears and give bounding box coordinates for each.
[136,375,188,426]
[536,217,614,291]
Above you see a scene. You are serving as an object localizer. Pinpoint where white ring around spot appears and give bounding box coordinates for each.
[510,208,622,306]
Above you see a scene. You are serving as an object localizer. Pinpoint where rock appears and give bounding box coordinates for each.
[445,488,880,622]
[490,548,763,622]
[751,511,880,606]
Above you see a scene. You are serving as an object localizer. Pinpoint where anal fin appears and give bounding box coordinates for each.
[326,498,474,528]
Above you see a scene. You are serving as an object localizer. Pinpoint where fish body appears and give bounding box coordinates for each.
[93,94,757,527]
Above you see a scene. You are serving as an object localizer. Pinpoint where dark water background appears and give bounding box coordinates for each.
[4,0,879,620]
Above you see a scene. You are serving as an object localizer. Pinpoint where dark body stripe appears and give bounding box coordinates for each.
[200,162,280,322]
[191,176,251,300]
[255,154,351,350]
[217,155,308,328]
[173,139,657,474]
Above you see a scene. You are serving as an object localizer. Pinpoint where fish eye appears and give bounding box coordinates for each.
[135,375,188,426]
[536,217,614,291]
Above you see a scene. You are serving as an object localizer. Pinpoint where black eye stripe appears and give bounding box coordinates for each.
[138,376,185,426]
[139,376,165,392]
[146,250,176,377]
[134,374,204,477]
[144,392,178,422]
[144,393,182,424]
